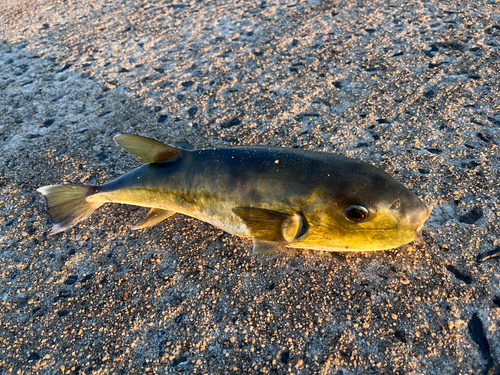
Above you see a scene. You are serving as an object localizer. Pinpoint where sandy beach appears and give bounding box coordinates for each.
[0,0,499,373]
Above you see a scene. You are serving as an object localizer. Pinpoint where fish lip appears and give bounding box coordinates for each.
[415,225,424,239]
[414,204,432,239]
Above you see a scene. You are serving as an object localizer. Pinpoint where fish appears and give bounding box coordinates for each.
[37,134,430,254]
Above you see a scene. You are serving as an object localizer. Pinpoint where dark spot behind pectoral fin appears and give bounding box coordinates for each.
[113,134,183,163]
[253,240,284,255]
[131,208,175,230]
[233,207,307,255]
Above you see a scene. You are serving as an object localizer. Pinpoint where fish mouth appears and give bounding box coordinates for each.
[414,204,432,240]
[415,224,424,239]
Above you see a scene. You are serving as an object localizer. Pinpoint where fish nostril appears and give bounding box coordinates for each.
[390,199,401,210]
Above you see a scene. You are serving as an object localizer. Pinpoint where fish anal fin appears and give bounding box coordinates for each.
[131,208,175,230]
[253,240,284,255]
[233,207,307,253]
[113,134,183,164]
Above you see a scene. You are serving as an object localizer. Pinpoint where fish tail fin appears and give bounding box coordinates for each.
[37,185,103,235]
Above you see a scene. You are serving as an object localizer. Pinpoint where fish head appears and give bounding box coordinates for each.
[300,161,430,251]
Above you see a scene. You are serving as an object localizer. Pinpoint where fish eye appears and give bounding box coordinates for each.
[344,205,369,222]
[390,199,401,210]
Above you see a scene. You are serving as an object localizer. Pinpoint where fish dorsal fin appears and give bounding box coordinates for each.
[131,208,175,230]
[232,207,307,255]
[113,134,183,163]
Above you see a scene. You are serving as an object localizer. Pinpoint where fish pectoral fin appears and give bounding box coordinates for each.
[252,240,284,255]
[113,134,183,164]
[233,207,307,245]
[131,208,175,230]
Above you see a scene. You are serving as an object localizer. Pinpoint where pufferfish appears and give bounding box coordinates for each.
[37,134,430,254]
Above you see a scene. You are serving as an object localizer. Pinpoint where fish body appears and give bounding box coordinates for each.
[38,134,430,254]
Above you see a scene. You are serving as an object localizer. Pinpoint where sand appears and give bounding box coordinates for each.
[0,0,499,374]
